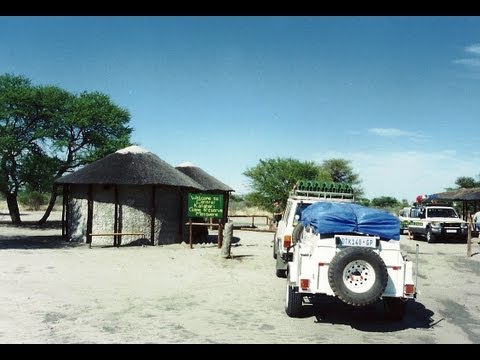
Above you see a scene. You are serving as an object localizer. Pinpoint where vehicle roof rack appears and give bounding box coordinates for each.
[291,180,355,201]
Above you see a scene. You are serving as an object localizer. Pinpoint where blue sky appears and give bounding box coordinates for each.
[1,16,480,201]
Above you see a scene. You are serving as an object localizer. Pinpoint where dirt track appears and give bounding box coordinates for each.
[1,211,480,343]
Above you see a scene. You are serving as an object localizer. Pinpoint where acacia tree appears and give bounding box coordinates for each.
[371,196,400,208]
[321,158,364,197]
[244,157,365,212]
[38,91,131,224]
[454,176,480,189]
[0,73,132,224]
[0,74,70,223]
[243,157,331,211]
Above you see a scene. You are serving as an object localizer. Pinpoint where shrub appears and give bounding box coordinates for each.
[18,191,49,211]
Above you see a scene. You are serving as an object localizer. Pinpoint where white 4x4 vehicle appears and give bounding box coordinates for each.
[407,205,468,243]
[398,206,420,234]
[274,181,354,278]
[286,202,417,320]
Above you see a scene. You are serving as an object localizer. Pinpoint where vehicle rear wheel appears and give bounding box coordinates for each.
[285,283,303,318]
[328,247,388,307]
[426,228,435,243]
[384,297,406,321]
[273,237,277,259]
[276,256,287,278]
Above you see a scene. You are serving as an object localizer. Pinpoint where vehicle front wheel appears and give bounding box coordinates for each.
[426,228,435,243]
[285,283,303,318]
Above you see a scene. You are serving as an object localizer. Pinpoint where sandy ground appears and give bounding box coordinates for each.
[1,210,480,343]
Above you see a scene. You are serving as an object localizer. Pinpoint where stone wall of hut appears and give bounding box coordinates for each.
[66,184,183,246]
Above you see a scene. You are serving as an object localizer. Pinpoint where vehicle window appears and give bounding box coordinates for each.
[410,208,420,218]
[295,203,312,220]
[283,203,292,221]
[427,208,458,218]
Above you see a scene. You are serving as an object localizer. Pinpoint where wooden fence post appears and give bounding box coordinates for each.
[221,220,233,258]
[467,218,472,257]
[189,218,193,249]
[218,220,223,248]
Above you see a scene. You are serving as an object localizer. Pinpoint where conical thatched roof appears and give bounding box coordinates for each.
[176,162,234,192]
[56,146,205,189]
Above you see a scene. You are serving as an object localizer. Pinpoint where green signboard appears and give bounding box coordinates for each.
[188,193,224,218]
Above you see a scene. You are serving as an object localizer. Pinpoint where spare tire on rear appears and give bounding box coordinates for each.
[328,246,388,307]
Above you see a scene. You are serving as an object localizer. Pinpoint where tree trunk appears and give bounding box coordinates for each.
[6,193,21,224]
[37,187,58,225]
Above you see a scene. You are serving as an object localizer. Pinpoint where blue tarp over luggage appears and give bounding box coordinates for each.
[300,202,400,240]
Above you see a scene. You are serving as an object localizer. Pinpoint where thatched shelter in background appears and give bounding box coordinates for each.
[432,187,480,220]
[176,162,234,225]
[55,146,205,247]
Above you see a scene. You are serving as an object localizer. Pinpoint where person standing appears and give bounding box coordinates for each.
[273,200,283,225]
[474,210,480,232]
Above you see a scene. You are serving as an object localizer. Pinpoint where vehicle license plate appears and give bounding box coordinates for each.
[446,229,457,233]
[336,235,376,248]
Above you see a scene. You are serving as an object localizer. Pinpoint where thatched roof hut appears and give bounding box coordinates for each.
[57,147,204,188]
[56,146,205,247]
[176,162,234,224]
[175,162,234,192]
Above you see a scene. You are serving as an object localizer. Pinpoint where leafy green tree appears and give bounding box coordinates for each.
[38,91,131,224]
[0,74,67,223]
[400,199,410,207]
[371,196,400,209]
[18,190,49,211]
[454,176,480,189]
[320,158,364,198]
[0,73,132,224]
[356,197,371,207]
[243,158,331,211]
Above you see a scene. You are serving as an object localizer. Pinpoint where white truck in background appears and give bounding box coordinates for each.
[407,205,468,243]
[398,206,420,234]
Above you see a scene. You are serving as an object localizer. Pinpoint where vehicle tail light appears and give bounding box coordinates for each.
[283,235,292,248]
[392,266,401,270]
[404,284,415,295]
[300,279,309,290]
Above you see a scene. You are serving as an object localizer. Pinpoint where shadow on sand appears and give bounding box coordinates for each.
[193,234,241,245]
[0,218,63,230]
[296,295,435,332]
[0,218,78,249]
[0,234,81,250]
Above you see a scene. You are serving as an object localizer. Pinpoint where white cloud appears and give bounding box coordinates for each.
[453,58,480,67]
[465,44,480,55]
[453,44,480,75]
[368,128,427,139]
[311,150,475,201]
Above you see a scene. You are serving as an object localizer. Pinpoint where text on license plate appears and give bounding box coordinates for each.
[336,235,377,248]
[446,229,457,233]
